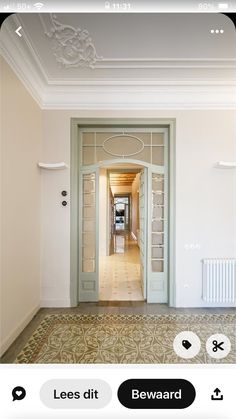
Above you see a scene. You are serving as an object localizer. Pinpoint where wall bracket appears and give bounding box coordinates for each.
[38,162,68,170]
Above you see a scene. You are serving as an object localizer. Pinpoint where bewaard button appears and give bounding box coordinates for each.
[117,379,196,409]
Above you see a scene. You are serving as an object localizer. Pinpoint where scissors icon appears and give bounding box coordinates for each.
[212,340,224,352]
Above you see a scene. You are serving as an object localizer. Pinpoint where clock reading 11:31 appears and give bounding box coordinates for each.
[107,3,132,10]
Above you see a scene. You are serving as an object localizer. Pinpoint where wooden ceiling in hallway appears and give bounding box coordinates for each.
[109,173,137,186]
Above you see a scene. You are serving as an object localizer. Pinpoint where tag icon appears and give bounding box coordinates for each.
[173,331,201,359]
[182,340,192,350]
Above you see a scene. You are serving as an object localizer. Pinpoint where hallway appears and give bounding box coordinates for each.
[99,231,144,301]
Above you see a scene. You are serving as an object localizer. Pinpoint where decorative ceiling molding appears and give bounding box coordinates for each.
[0,14,236,109]
[40,14,102,69]
[38,15,236,71]
[41,85,236,110]
[93,58,236,69]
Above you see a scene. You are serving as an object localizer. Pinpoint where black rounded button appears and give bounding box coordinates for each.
[117,379,196,409]
[61,190,67,197]
[62,201,67,206]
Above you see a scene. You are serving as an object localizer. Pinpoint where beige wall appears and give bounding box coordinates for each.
[41,109,236,308]
[40,111,70,306]
[131,173,140,239]
[1,60,235,354]
[0,57,42,355]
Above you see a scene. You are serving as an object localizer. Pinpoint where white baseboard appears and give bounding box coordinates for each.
[40,299,71,308]
[131,232,137,241]
[175,302,236,308]
[0,305,40,357]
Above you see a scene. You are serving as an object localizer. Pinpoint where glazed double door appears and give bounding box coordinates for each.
[78,165,168,303]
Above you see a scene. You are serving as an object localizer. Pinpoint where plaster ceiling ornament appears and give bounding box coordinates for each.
[1,14,235,108]
[44,14,102,69]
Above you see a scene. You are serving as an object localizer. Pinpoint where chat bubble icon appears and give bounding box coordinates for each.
[12,386,26,401]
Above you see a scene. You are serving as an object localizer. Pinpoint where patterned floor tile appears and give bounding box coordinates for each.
[15,313,236,364]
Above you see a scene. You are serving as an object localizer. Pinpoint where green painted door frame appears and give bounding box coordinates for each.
[70,118,176,307]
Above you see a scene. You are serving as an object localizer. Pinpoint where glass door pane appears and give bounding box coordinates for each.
[79,169,99,302]
[139,169,147,299]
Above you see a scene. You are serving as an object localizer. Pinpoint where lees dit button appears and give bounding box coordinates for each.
[118,379,196,409]
[40,379,112,409]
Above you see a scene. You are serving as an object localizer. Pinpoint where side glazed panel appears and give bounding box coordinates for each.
[79,169,99,301]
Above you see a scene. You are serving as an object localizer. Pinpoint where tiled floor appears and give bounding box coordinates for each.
[10,313,236,364]
[1,304,235,363]
[99,231,144,301]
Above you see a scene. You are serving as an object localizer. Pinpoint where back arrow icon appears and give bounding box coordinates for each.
[15,26,22,37]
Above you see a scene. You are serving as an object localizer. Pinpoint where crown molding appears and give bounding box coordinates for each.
[44,78,236,86]
[94,58,236,69]
[0,14,45,108]
[1,14,236,110]
[41,84,236,110]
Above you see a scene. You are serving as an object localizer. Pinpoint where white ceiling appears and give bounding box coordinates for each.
[1,13,236,109]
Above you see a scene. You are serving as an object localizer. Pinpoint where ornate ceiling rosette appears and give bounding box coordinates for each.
[44,14,102,69]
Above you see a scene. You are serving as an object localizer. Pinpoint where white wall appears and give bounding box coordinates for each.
[40,110,236,308]
[174,111,236,307]
[0,57,42,355]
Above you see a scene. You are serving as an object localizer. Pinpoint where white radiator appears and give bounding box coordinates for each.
[202,259,236,303]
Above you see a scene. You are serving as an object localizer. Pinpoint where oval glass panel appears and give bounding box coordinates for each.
[103,135,144,157]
